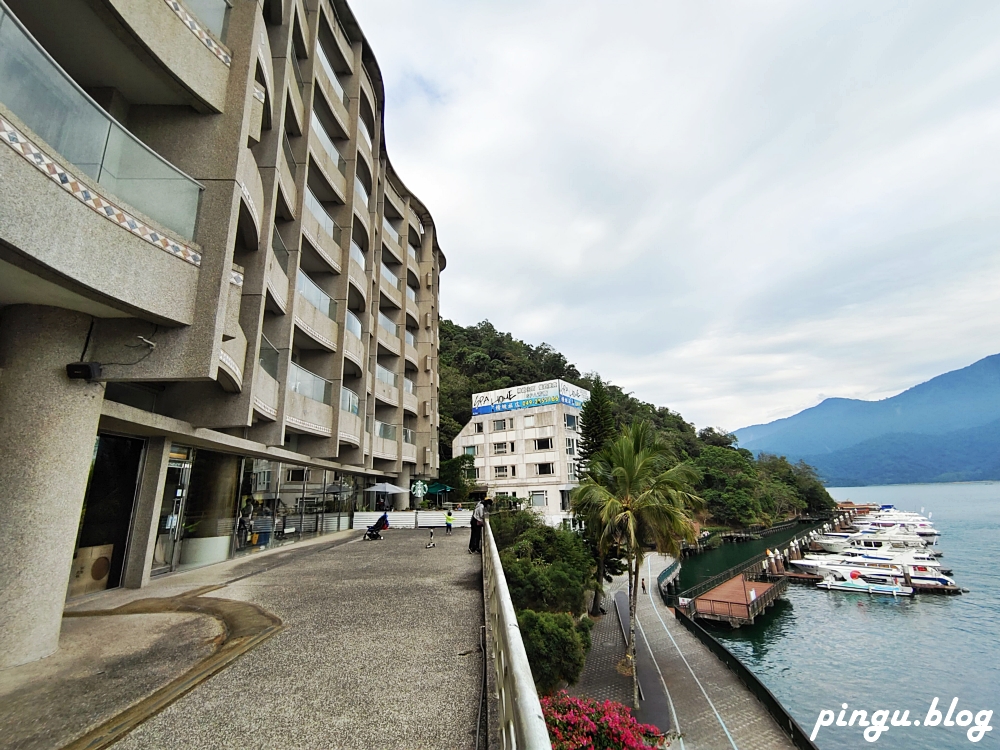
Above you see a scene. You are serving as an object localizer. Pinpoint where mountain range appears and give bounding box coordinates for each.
[734,354,1000,486]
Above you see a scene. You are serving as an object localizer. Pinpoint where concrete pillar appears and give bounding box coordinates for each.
[121,437,171,589]
[0,306,105,669]
[394,464,412,510]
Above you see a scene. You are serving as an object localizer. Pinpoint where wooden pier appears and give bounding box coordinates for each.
[691,572,788,627]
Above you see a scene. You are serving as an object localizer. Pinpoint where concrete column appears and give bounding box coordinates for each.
[0,306,105,669]
[121,437,171,589]
[394,465,412,510]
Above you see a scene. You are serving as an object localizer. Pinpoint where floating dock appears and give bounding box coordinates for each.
[691,573,788,627]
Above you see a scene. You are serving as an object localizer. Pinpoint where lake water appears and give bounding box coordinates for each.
[686,483,1000,750]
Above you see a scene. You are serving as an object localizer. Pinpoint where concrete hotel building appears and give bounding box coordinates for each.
[452,380,590,525]
[0,0,445,668]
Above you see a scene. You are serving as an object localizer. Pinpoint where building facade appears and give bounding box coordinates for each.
[452,380,590,524]
[0,0,444,669]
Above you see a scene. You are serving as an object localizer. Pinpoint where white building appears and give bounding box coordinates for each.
[452,380,590,524]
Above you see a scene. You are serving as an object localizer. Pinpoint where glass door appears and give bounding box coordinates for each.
[151,446,193,576]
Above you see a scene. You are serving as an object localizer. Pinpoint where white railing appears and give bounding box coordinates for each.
[483,520,552,750]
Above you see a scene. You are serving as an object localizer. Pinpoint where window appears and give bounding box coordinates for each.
[494,466,508,479]
[492,419,507,431]
[524,415,535,428]
[568,462,578,480]
[560,490,572,511]
[285,468,309,482]
[465,467,480,480]
[535,438,553,451]
[493,442,509,455]
[565,414,578,431]
[464,445,478,456]
[530,491,546,507]
[474,422,484,434]
[566,438,576,455]
[536,463,554,476]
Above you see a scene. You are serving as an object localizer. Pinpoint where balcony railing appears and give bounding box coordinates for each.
[290,53,305,95]
[340,385,360,415]
[272,227,290,273]
[289,361,333,404]
[403,427,416,445]
[354,175,369,208]
[406,285,417,303]
[316,41,350,109]
[403,377,415,394]
[376,363,397,388]
[349,240,366,269]
[408,242,419,262]
[0,5,203,240]
[380,263,403,290]
[282,133,296,176]
[405,329,416,347]
[304,188,342,244]
[378,312,398,337]
[185,0,232,40]
[382,217,400,244]
[312,112,347,175]
[345,309,363,339]
[259,335,280,379]
[358,118,372,149]
[484,520,553,749]
[297,271,337,320]
[375,420,397,441]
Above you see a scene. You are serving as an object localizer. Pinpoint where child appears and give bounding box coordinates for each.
[444,509,454,535]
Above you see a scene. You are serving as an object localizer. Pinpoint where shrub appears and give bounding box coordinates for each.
[541,692,666,749]
[518,610,587,693]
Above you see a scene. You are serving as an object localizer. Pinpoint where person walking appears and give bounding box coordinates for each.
[469,498,492,553]
[641,577,647,594]
[445,509,454,535]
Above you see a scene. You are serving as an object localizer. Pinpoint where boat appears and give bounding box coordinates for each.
[815,530,932,554]
[816,576,914,597]
[789,553,957,587]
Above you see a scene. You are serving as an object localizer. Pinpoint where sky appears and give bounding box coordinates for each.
[351,0,1000,431]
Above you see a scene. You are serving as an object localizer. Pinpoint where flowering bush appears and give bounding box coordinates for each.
[541,692,667,749]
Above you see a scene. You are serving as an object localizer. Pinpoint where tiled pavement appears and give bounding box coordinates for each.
[567,592,632,705]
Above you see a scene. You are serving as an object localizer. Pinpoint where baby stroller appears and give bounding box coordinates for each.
[363,512,389,541]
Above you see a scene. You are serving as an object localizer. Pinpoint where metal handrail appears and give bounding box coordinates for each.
[483,520,552,750]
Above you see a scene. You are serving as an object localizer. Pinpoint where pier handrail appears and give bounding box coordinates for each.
[483,520,552,750]
[672,550,776,603]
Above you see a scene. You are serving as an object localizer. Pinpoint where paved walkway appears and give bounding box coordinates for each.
[635,557,796,750]
[6,528,485,750]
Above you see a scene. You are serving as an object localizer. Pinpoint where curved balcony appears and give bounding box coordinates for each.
[402,427,417,464]
[343,310,365,367]
[379,263,402,308]
[302,187,343,271]
[277,133,297,213]
[286,361,334,436]
[314,41,350,132]
[347,240,367,299]
[309,113,347,199]
[266,228,290,312]
[253,335,281,420]
[338,386,362,445]
[372,420,398,461]
[295,271,338,351]
[403,377,418,414]
[377,311,400,355]
[374,363,399,406]
[382,216,403,263]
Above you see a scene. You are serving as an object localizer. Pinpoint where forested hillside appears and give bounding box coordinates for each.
[439,319,834,525]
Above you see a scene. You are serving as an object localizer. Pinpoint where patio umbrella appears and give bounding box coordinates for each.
[364,482,409,494]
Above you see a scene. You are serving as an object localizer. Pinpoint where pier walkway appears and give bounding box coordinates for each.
[2,529,485,750]
[692,573,787,627]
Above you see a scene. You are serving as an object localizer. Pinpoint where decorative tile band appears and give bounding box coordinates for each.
[265,275,287,312]
[0,116,202,267]
[253,396,278,419]
[218,349,244,384]
[339,430,361,445]
[164,0,232,66]
[287,414,332,437]
[238,180,260,231]
[293,315,336,351]
[230,269,244,286]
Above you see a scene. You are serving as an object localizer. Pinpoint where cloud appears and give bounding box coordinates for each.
[352,0,1000,429]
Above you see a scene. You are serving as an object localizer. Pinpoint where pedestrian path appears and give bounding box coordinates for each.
[635,558,797,750]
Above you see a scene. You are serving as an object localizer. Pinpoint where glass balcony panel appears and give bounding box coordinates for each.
[403,377,415,394]
[282,134,296,175]
[312,113,346,175]
[378,312,397,337]
[184,0,231,40]
[340,386,360,414]
[291,54,305,94]
[407,242,418,261]
[403,427,416,444]
[358,118,372,149]
[354,175,368,207]
[289,361,333,404]
[259,335,280,379]
[272,227,290,273]
[0,8,203,240]
[406,285,416,302]
[380,263,401,290]
[376,364,397,387]
[297,271,336,320]
[405,330,416,347]
[375,421,397,441]
[316,42,349,109]
[350,240,366,268]
[304,187,342,243]
[382,217,399,244]
[345,310,363,338]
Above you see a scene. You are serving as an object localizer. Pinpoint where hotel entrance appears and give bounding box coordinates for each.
[150,446,194,576]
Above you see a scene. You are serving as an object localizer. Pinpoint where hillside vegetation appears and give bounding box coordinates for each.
[439,319,834,524]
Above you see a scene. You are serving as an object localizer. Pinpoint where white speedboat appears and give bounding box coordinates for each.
[790,553,956,587]
[815,530,930,554]
[816,576,914,597]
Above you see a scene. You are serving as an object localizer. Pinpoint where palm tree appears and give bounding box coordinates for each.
[572,421,703,709]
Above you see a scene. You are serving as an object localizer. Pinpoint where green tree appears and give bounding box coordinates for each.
[517,610,589,694]
[571,422,703,708]
[579,377,615,467]
[438,454,475,503]
[693,445,763,526]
